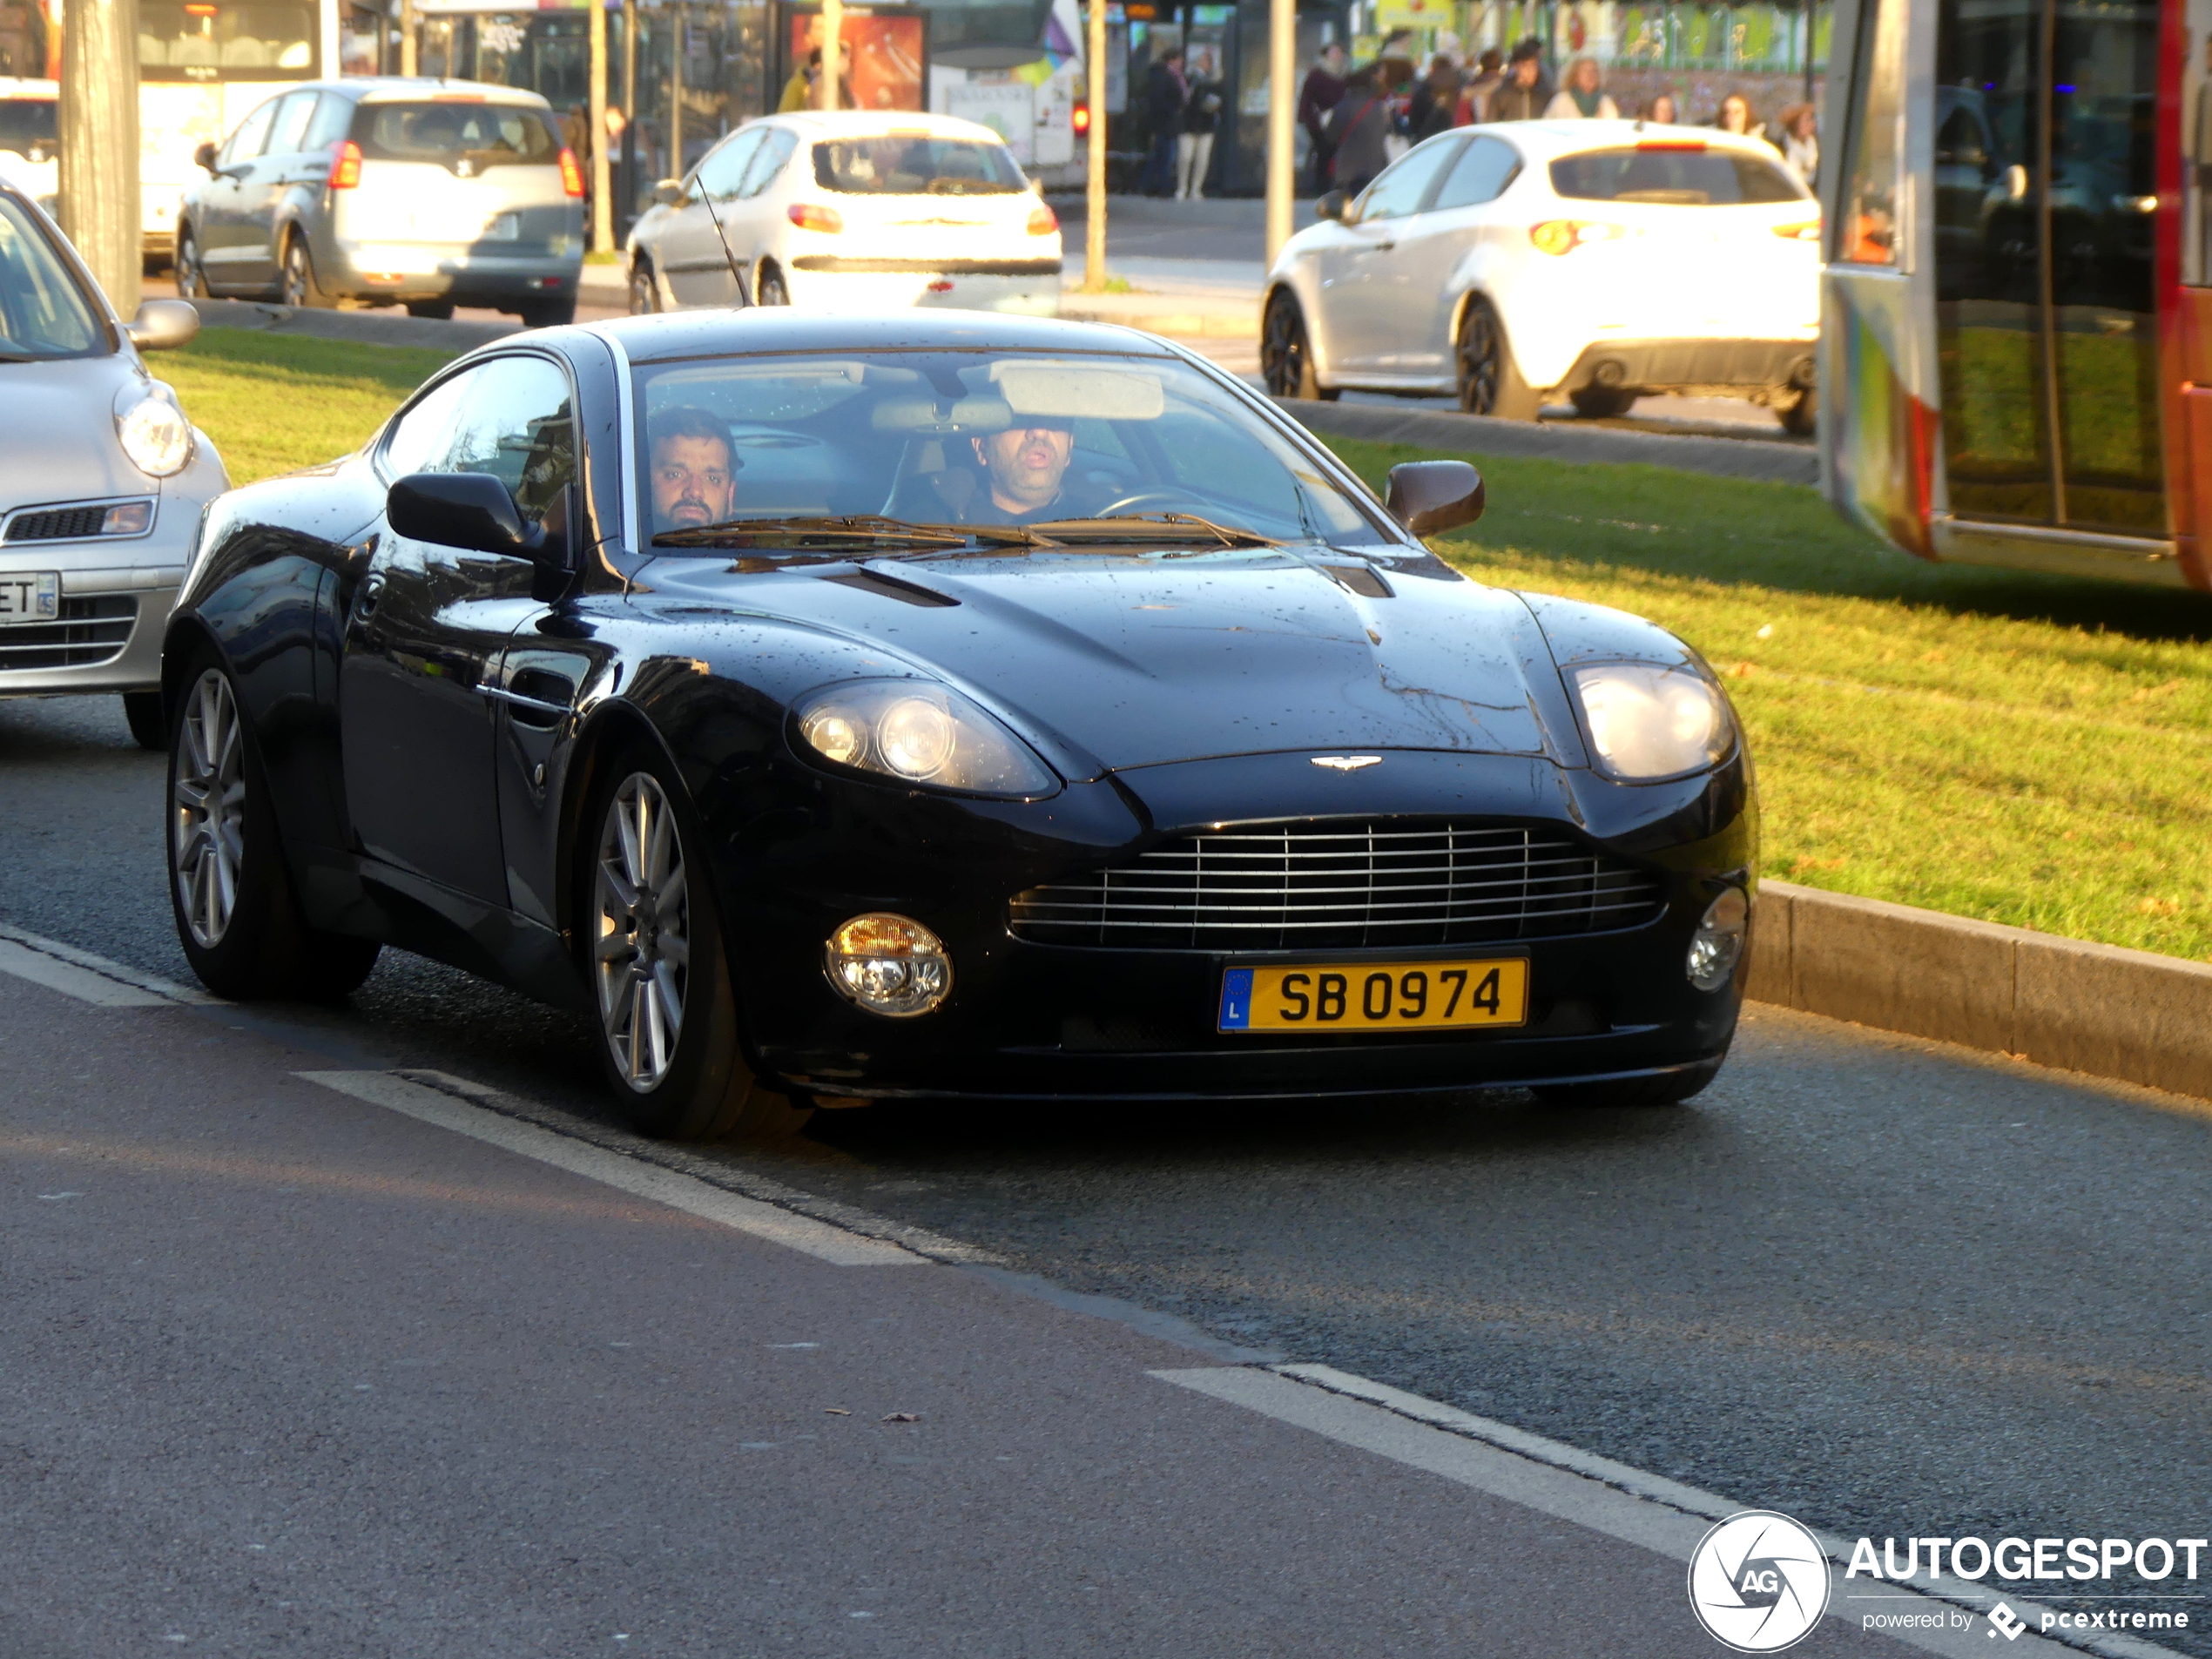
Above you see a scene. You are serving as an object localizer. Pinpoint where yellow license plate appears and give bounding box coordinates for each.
[1217,959,1528,1033]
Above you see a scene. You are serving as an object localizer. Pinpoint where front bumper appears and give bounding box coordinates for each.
[714,748,1756,1103]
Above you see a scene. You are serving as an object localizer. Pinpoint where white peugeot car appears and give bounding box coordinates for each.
[1260,121,1821,430]
[624,110,1061,316]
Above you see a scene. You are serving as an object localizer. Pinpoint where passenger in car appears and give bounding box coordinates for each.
[648,408,738,533]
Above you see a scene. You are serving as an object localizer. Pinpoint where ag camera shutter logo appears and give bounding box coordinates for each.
[1688,1510,1833,1651]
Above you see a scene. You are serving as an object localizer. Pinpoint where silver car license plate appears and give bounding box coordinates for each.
[0,571,58,624]
[484,213,519,241]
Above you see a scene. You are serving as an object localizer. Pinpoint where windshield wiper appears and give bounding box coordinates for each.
[1023,512,1281,549]
[653,515,1047,551]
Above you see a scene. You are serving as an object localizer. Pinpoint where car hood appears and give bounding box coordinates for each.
[0,354,153,510]
[648,546,1568,774]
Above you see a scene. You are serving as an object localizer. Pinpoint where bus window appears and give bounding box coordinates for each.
[138,1,318,80]
[1835,0,1908,265]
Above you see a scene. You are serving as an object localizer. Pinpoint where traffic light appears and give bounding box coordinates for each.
[1072,100,1091,136]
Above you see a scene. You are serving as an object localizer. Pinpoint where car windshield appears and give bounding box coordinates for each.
[0,194,103,359]
[633,349,1380,550]
[1549,146,1807,205]
[812,138,1028,195]
[138,0,317,78]
[354,101,562,170]
[0,99,57,153]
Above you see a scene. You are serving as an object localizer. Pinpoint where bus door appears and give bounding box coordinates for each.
[1930,0,2164,539]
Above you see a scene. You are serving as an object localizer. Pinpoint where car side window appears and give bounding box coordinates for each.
[388,357,577,540]
[1429,135,1521,212]
[697,128,765,203]
[302,94,354,152]
[737,128,798,199]
[381,368,478,481]
[218,98,280,167]
[1352,138,1461,222]
[266,89,320,157]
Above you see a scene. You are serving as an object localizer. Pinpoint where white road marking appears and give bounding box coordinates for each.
[1152,1366,2171,1659]
[0,924,213,1005]
[297,1070,924,1268]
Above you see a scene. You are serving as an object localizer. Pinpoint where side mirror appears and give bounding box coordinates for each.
[1385,459,1485,538]
[388,472,534,556]
[652,177,684,206]
[194,140,219,174]
[1315,188,1346,222]
[125,298,199,352]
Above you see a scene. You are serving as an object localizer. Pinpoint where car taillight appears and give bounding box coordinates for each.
[1771,218,1822,240]
[1071,101,1091,136]
[1028,204,1058,236]
[557,146,584,198]
[327,140,362,190]
[788,202,843,233]
[1528,219,1628,255]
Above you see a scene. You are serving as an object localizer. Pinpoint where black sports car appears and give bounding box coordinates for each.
[163,311,1755,1138]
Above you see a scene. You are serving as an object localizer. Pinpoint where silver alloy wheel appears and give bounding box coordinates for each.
[280,238,309,306]
[593,772,692,1092]
[175,232,203,300]
[172,667,246,948]
[629,262,658,314]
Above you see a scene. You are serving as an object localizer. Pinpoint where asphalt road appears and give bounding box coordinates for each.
[6,691,2211,1653]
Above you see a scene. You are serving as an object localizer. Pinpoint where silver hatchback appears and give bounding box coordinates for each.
[175,78,585,327]
[0,180,227,747]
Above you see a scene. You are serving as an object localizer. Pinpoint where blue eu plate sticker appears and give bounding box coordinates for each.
[1217,968,1254,1031]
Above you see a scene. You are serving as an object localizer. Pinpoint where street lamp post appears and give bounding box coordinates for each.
[589,0,613,253]
[817,0,841,109]
[1081,0,1105,293]
[1264,0,1293,266]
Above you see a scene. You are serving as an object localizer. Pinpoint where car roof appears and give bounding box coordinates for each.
[1471,118,1791,162]
[0,78,57,98]
[583,308,1181,367]
[287,76,556,110]
[752,109,1016,147]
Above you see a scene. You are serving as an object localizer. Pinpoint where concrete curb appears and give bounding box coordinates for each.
[1278,397,1821,487]
[1057,297,1258,337]
[1745,879,2212,1103]
[184,297,521,352]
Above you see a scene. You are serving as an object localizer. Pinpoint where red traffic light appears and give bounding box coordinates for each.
[1072,101,1091,135]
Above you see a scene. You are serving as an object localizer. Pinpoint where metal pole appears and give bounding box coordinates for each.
[1264,0,1293,265]
[670,5,684,175]
[622,0,638,226]
[589,0,613,252]
[817,0,841,108]
[1081,0,1106,292]
[60,0,140,314]
[400,0,417,76]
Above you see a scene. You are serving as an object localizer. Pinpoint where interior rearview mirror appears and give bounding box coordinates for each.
[1315,189,1346,223]
[1385,459,1485,539]
[652,178,684,206]
[126,299,200,352]
[388,472,536,558]
[194,140,219,173]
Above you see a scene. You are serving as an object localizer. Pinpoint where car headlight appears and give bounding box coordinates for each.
[794,679,1056,797]
[1564,661,1733,781]
[115,388,194,478]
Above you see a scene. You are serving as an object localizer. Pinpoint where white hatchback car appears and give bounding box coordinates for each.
[624,110,1062,316]
[1261,120,1821,429]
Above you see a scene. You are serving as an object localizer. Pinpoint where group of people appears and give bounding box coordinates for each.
[1141,46,1228,199]
[1297,37,1821,198]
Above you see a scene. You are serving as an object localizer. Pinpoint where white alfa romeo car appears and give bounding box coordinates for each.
[625,110,1062,317]
[1260,120,1821,430]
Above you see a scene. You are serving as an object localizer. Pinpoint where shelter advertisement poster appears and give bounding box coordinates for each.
[788,7,926,113]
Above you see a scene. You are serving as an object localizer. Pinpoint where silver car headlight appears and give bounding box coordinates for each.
[115,385,194,478]
[1565,661,1733,781]
[794,679,1057,797]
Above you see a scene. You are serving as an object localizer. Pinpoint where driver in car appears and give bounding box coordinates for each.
[650,407,739,534]
[962,420,1108,525]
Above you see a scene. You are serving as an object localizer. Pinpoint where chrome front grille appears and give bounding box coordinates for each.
[1009,821,1667,951]
[0,596,138,671]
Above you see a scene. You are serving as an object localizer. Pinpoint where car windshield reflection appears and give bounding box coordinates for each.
[635,349,1376,552]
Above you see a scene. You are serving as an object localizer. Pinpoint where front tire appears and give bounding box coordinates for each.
[1780,390,1817,435]
[174,228,206,300]
[1260,289,1338,401]
[1455,298,1541,421]
[1534,1056,1723,1109]
[166,655,381,1000]
[583,746,811,1143]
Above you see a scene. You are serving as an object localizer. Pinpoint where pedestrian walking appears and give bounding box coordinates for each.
[1485,40,1551,122]
[1457,48,1503,125]
[1642,91,1679,124]
[1178,49,1224,199]
[1142,47,1188,196]
[1776,101,1818,184]
[1543,56,1618,119]
[1406,56,1465,142]
[1324,66,1392,197]
[1714,91,1767,143]
[1299,42,1348,192]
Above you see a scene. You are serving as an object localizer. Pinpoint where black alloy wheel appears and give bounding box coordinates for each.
[1260,290,1337,401]
[518,294,577,328]
[581,744,811,1143]
[277,233,329,308]
[165,651,380,1001]
[628,260,660,314]
[755,265,790,307]
[173,229,205,300]
[1455,298,1540,421]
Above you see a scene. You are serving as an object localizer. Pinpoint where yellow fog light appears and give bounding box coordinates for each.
[825,913,952,1017]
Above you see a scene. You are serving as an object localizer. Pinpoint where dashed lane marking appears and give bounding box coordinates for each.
[0,924,212,1006]
[297,1070,925,1268]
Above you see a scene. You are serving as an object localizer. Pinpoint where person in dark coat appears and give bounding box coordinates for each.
[1178,51,1224,199]
[1406,57,1465,141]
[1298,42,1347,192]
[1485,39,1552,121]
[1324,66,1392,197]
[1142,48,1187,196]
